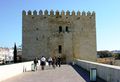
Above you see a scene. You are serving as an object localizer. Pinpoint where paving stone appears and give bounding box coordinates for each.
[2,65,86,82]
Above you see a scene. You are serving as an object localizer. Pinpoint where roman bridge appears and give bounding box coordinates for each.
[0,59,120,82]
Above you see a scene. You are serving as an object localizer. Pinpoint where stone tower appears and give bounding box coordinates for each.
[22,10,97,63]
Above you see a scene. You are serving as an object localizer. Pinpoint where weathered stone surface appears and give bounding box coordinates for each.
[22,10,97,63]
[1,65,86,82]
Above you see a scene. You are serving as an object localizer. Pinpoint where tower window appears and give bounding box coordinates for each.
[59,26,62,33]
[66,26,69,32]
[44,17,46,19]
[36,37,38,40]
[36,28,39,30]
[32,16,34,19]
[58,45,62,53]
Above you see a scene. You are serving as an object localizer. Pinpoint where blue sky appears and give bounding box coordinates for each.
[0,0,120,51]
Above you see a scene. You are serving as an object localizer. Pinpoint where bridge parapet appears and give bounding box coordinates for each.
[75,59,120,82]
[0,61,40,82]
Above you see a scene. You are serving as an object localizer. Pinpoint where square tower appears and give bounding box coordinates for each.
[22,10,97,63]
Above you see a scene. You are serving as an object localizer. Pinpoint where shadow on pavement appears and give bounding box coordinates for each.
[70,64,106,82]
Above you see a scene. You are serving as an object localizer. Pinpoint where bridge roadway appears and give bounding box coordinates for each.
[1,64,106,82]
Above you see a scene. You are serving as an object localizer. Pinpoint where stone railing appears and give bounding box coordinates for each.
[0,60,40,82]
[75,59,120,82]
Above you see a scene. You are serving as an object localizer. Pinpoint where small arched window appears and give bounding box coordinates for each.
[58,45,62,53]
[66,26,69,32]
[36,37,38,41]
[59,26,62,33]
[36,28,38,30]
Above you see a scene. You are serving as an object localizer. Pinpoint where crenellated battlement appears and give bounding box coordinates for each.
[22,10,95,16]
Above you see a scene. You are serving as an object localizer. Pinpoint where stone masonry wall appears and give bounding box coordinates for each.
[22,10,97,62]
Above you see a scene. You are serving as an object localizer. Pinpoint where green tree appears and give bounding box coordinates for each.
[97,51,112,58]
[113,53,120,59]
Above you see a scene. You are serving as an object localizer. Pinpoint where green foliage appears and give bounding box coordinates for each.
[112,53,120,59]
[97,51,112,58]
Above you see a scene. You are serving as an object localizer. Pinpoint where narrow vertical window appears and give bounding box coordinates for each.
[58,45,62,53]
[36,37,38,41]
[36,28,38,30]
[66,26,69,32]
[59,26,62,33]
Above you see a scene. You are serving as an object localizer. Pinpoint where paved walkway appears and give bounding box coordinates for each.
[2,65,86,82]
[1,64,106,82]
